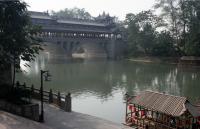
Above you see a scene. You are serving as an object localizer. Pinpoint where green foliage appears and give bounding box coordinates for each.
[51,7,92,20]
[0,1,42,83]
[125,14,140,56]
[126,0,200,57]
[125,11,163,56]
[181,0,200,56]
[154,0,181,36]
[0,84,31,105]
[139,24,157,55]
[152,31,177,56]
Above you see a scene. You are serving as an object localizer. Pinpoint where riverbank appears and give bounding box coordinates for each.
[0,102,133,129]
[127,56,180,64]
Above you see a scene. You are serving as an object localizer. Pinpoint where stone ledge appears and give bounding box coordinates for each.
[0,100,39,121]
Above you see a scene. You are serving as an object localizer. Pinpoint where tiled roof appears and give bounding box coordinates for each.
[57,20,106,27]
[30,15,52,20]
[29,11,106,27]
[130,91,187,117]
[29,11,52,20]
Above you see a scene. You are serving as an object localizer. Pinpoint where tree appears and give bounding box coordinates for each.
[182,0,200,56]
[154,0,181,45]
[152,31,177,56]
[154,0,200,56]
[125,0,200,57]
[139,23,157,55]
[51,7,92,20]
[125,10,163,56]
[125,13,140,56]
[0,0,42,85]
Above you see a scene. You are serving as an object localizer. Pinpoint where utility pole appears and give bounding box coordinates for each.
[39,70,51,122]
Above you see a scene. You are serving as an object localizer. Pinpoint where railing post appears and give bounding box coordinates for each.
[16,81,20,88]
[57,92,61,107]
[40,86,42,99]
[65,93,71,112]
[23,82,26,89]
[49,89,53,103]
[31,85,34,94]
[31,84,34,99]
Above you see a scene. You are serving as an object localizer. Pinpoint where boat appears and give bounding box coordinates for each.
[124,91,200,129]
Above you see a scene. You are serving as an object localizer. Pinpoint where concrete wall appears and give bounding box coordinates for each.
[0,100,39,121]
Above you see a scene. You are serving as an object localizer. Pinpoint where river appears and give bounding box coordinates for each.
[16,54,200,123]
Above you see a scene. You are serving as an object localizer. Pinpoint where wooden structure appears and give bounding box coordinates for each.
[16,81,71,112]
[125,91,200,129]
[29,11,126,59]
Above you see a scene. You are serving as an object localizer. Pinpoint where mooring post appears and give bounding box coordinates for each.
[23,82,26,89]
[125,97,128,123]
[65,93,72,112]
[57,91,61,107]
[31,84,34,99]
[49,89,53,103]
[16,81,20,88]
[31,85,34,94]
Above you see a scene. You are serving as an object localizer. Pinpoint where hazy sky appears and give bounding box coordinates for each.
[24,0,156,20]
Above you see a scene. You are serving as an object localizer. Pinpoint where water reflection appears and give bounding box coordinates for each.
[16,55,200,123]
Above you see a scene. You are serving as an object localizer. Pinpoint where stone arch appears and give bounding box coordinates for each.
[74,41,84,54]
[72,42,107,58]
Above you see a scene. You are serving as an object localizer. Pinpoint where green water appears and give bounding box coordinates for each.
[16,55,200,123]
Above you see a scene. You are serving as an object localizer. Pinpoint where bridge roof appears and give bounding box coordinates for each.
[57,20,106,27]
[29,11,107,27]
[31,15,52,20]
[29,11,52,20]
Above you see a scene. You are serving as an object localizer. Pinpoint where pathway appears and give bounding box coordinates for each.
[0,103,134,129]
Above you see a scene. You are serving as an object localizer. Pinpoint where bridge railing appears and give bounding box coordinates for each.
[15,81,72,112]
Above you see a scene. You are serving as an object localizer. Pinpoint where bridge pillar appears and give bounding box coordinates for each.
[68,42,73,57]
[107,38,126,59]
[62,42,72,58]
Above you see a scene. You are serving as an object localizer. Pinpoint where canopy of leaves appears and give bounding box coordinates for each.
[182,0,200,56]
[0,0,42,70]
[152,31,177,56]
[125,10,167,56]
[125,10,164,29]
[126,0,200,57]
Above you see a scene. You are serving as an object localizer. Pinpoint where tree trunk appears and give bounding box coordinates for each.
[12,57,16,87]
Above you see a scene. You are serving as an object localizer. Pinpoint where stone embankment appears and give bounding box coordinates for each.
[128,56,179,64]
